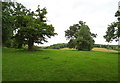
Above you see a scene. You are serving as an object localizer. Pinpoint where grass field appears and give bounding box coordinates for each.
[2,47,118,81]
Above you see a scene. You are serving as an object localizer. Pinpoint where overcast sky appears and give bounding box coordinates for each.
[16,0,119,46]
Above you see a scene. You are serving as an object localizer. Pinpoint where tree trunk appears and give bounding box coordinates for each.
[28,38,34,51]
[18,43,22,48]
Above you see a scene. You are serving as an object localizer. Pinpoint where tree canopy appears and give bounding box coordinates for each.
[2,2,15,47]
[65,21,97,51]
[104,10,120,43]
[2,2,57,50]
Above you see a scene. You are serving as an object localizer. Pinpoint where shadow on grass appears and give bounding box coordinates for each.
[65,49,91,52]
[109,52,119,55]
[14,48,46,53]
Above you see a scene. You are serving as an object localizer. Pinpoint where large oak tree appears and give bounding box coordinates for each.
[14,5,57,51]
[2,2,57,50]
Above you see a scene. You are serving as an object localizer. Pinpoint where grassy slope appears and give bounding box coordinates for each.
[2,47,118,81]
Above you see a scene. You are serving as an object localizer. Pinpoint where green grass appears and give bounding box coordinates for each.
[0,47,2,82]
[2,47,118,81]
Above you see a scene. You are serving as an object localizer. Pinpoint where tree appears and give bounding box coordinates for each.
[14,5,57,51]
[104,22,119,43]
[2,2,28,48]
[65,21,97,51]
[13,15,33,49]
[12,2,29,48]
[104,10,120,43]
[2,2,15,47]
[2,2,57,50]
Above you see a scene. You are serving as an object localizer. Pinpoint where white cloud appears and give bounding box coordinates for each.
[17,0,119,46]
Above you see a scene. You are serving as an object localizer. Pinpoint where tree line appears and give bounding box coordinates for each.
[44,43,119,51]
[2,2,119,51]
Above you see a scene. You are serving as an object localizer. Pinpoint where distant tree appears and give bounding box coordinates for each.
[65,21,97,51]
[47,43,68,49]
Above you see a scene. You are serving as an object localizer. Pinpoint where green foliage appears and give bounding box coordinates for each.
[2,2,28,47]
[104,10,120,43]
[68,39,75,48]
[65,21,97,51]
[2,2,15,47]
[2,2,57,50]
[94,44,119,51]
[94,44,107,48]
[104,22,119,43]
[14,4,57,50]
[3,47,118,81]
[46,43,68,49]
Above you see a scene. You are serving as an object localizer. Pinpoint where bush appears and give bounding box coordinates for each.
[46,43,68,49]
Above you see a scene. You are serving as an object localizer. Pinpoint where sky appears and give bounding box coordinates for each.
[16,0,119,46]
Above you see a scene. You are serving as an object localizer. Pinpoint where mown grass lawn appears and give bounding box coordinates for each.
[2,47,118,81]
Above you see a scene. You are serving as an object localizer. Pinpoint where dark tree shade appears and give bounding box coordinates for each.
[2,2,15,47]
[2,2,28,47]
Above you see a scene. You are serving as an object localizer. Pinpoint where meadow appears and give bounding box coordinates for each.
[2,47,118,81]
